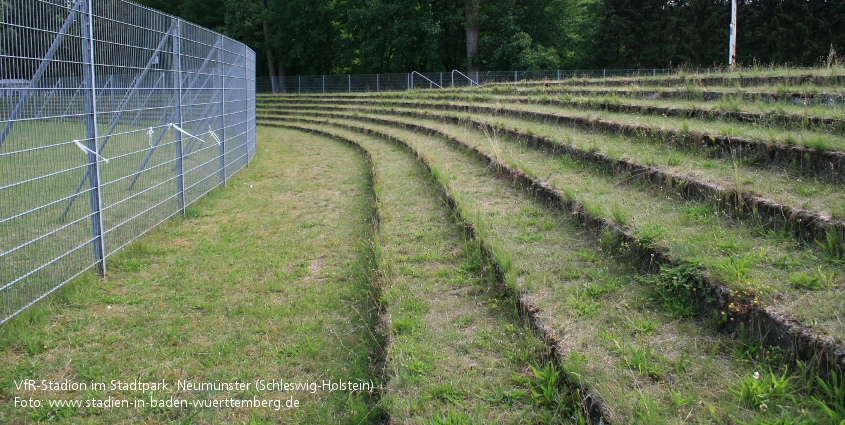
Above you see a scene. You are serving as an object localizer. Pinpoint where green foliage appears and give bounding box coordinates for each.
[610,202,629,226]
[528,362,561,408]
[430,408,477,425]
[730,368,795,409]
[715,96,742,112]
[566,289,602,316]
[140,0,845,76]
[633,223,666,249]
[641,262,705,318]
[483,387,526,407]
[811,371,845,424]
[628,317,659,335]
[789,267,837,290]
[817,231,845,263]
[624,346,667,379]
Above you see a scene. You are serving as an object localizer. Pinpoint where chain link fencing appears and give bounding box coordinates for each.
[1,0,257,324]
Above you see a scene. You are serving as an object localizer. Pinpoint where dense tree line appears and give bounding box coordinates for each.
[133,0,845,79]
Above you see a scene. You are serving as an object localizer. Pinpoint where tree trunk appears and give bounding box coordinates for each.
[278,60,286,93]
[260,0,278,93]
[465,0,480,74]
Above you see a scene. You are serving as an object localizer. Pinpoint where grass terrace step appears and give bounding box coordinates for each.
[267,123,582,423]
[258,113,831,424]
[260,103,845,248]
[258,109,845,377]
[486,86,845,107]
[264,90,845,129]
[390,92,845,132]
[489,70,845,89]
[268,96,845,182]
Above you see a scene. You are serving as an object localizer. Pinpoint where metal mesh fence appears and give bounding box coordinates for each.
[0,0,256,324]
[258,66,821,93]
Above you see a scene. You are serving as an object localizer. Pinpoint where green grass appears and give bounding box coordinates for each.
[0,127,383,424]
[263,102,845,225]
[262,113,827,423]
[267,95,845,153]
[278,122,573,423]
[268,72,843,421]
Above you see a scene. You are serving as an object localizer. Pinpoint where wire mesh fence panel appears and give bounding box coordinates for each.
[0,0,256,324]
[257,65,823,93]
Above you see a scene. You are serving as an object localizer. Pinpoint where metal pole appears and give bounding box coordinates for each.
[729,0,737,68]
[322,75,325,93]
[298,75,301,93]
[218,35,226,186]
[81,0,106,275]
[514,71,517,82]
[376,74,379,92]
[440,72,442,88]
[173,19,186,214]
[348,74,351,92]
[243,44,250,166]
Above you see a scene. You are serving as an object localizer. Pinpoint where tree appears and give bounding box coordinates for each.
[465,0,481,72]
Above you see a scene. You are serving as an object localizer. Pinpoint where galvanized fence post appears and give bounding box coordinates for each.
[173,18,186,214]
[348,74,351,92]
[81,0,107,276]
[322,75,325,93]
[376,74,380,92]
[243,43,250,165]
[218,34,226,186]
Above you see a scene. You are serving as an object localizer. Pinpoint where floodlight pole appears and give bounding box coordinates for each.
[729,0,737,68]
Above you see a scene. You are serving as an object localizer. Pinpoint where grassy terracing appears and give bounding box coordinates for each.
[3,68,843,425]
[255,69,845,424]
[268,123,580,423]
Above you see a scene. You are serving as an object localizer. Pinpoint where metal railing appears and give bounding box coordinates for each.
[1,0,257,324]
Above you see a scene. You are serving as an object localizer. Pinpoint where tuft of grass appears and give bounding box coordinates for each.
[730,368,796,410]
[810,371,845,424]
[621,345,666,380]
[715,95,742,112]
[641,262,704,318]
[817,230,845,263]
[610,202,629,226]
